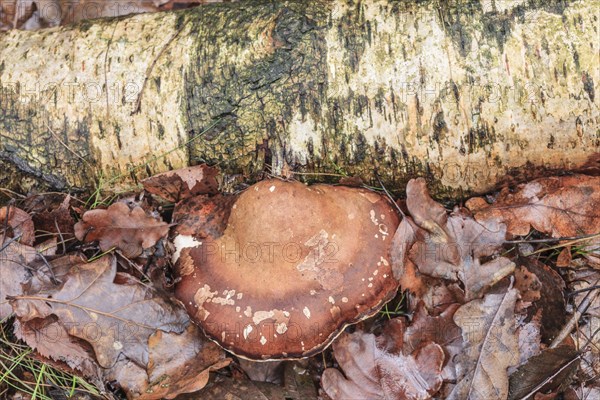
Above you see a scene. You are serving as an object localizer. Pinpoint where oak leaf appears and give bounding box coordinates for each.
[0,206,35,246]
[322,331,444,400]
[74,202,169,258]
[391,178,514,300]
[466,175,600,237]
[449,287,520,400]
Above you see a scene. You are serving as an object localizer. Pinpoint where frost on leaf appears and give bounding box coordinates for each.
[391,178,514,300]
[10,255,188,368]
[467,175,600,237]
[322,331,444,400]
[449,287,520,400]
[0,239,36,319]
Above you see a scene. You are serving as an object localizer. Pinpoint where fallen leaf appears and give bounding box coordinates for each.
[449,286,520,400]
[142,164,219,203]
[466,175,600,237]
[392,178,514,300]
[23,194,75,244]
[107,324,231,399]
[519,258,567,344]
[74,202,169,258]
[322,331,444,400]
[508,345,580,400]
[0,239,35,319]
[379,303,463,381]
[13,317,101,378]
[10,255,188,368]
[516,309,543,365]
[514,265,542,312]
[0,206,35,246]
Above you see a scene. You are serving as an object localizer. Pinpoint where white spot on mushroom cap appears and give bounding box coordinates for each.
[370,210,379,225]
[243,325,253,340]
[368,283,373,288]
[260,335,267,345]
[237,293,243,300]
[221,332,226,342]
[380,256,389,266]
[269,185,276,192]
[379,224,388,235]
[303,307,311,319]
[276,322,288,334]
[328,296,335,304]
[253,310,275,325]
[194,284,218,321]
[342,297,348,303]
[172,235,202,263]
[244,306,252,317]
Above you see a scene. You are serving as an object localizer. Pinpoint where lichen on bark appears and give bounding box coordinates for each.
[0,0,598,202]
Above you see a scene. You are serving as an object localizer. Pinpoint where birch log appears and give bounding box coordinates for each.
[0,0,598,200]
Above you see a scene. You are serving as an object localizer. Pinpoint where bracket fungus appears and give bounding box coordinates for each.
[173,180,400,360]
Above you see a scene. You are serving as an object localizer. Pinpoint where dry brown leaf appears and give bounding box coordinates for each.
[25,194,75,243]
[0,206,35,246]
[106,324,230,399]
[322,331,444,400]
[13,317,102,378]
[380,303,463,382]
[449,287,520,400]
[392,178,514,300]
[142,164,219,203]
[508,345,580,400]
[466,175,600,237]
[519,258,567,344]
[10,255,188,368]
[74,202,169,258]
[0,239,35,319]
[514,265,542,312]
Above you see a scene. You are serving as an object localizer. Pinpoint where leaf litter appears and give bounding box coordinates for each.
[1,168,600,399]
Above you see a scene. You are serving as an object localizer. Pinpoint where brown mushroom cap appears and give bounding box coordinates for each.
[173,180,400,360]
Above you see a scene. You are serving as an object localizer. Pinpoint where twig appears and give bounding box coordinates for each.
[504,232,600,244]
[523,233,600,257]
[375,172,405,218]
[0,234,22,254]
[550,279,600,349]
